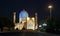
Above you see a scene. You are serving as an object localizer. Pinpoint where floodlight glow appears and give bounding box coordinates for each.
[32,17,35,21]
[27,17,30,21]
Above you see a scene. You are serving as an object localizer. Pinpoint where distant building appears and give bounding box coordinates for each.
[13,9,38,30]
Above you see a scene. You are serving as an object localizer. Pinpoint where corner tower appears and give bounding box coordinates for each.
[13,12,16,24]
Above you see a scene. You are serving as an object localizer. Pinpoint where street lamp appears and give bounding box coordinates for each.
[48,5,52,19]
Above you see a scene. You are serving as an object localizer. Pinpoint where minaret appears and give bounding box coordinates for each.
[13,12,16,24]
[35,13,38,29]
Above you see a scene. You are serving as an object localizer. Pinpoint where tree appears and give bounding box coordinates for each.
[55,16,60,33]
[46,16,56,33]
[0,17,15,31]
[0,17,4,31]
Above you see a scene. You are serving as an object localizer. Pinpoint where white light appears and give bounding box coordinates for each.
[39,25,42,27]
[43,23,47,26]
[48,5,52,9]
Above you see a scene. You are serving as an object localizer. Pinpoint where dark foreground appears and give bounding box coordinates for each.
[0,31,60,36]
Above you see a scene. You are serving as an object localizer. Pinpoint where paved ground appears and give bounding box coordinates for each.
[0,31,60,36]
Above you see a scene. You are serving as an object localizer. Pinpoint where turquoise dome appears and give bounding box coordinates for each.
[19,10,29,18]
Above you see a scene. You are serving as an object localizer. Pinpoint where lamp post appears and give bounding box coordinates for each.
[48,5,52,19]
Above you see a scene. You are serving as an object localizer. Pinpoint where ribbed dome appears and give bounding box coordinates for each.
[19,10,29,18]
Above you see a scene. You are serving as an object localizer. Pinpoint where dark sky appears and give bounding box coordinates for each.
[0,0,60,22]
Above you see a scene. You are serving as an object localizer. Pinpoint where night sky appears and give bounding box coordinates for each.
[0,0,60,22]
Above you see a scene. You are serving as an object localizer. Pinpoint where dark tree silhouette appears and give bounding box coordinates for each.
[0,18,4,31]
[46,16,56,33]
[0,17,15,31]
[55,16,60,33]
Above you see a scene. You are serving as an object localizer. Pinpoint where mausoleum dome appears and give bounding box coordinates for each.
[19,10,29,18]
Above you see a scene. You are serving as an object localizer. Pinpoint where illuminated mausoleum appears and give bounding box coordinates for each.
[13,9,38,30]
